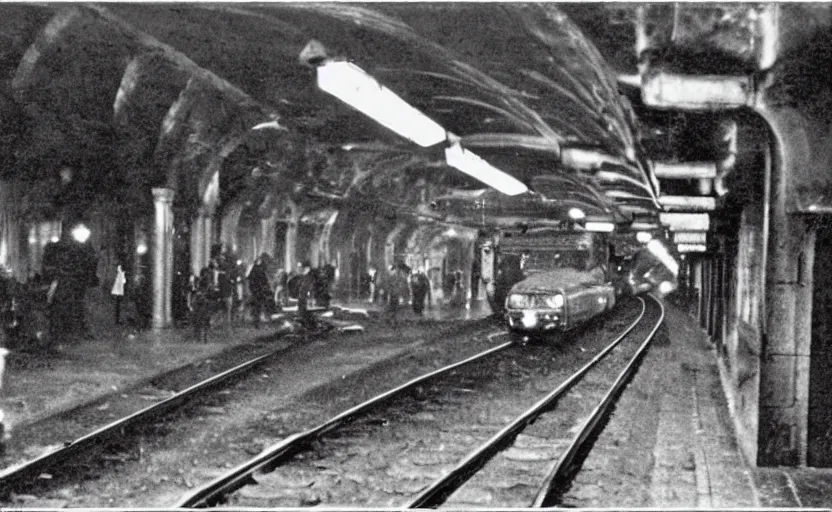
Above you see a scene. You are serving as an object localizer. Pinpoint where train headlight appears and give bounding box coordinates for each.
[507,294,529,309]
[521,311,538,328]
[658,281,676,296]
[542,293,564,309]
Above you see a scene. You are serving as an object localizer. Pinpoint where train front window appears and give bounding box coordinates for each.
[522,250,592,273]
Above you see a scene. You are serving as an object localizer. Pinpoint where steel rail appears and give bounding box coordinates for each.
[176,332,511,508]
[0,342,286,494]
[532,294,665,507]
[405,297,647,509]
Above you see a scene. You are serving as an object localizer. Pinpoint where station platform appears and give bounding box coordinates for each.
[0,294,828,507]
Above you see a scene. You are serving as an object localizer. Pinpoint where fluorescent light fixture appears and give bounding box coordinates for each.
[71,224,91,243]
[636,231,653,243]
[317,60,447,147]
[444,143,528,196]
[584,221,615,233]
[677,243,708,253]
[647,239,679,276]
[251,120,283,131]
[568,208,585,220]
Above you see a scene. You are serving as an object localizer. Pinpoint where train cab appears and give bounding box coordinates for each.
[481,229,617,341]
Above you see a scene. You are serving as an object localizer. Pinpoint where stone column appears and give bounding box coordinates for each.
[190,207,214,275]
[152,188,175,330]
[221,202,244,254]
[759,157,813,466]
[260,215,277,259]
[284,199,299,272]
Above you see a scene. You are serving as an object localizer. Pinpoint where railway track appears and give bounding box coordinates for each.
[0,339,293,497]
[420,294,665,508]
[0,318,503,505]
[176,296,661,508]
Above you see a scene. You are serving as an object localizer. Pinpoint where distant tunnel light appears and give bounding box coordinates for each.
[636,231,652,243]
[317,60,447,147]
[568,208,586,220]
[584,221,615,233]
[647,239,679,276]
[445,143,528,196]
[71,224,91,243]
[658,280,676,296]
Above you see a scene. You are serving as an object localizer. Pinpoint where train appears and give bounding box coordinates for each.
[479,226,677,342]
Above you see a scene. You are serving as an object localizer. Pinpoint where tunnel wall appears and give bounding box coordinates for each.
[809,219,832,466]
[754,104,818,466]
[721,202,765,464]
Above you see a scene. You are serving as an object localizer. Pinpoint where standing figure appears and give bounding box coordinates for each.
[410,268,431,316]
[246,254,272,328]
[296,261,316,330]
[368,266,377,303]
[111,264,126,325]
[42,226,98,343]
[385,264,408,327]
[191,268,213,343]
[313,263,334,309]
[274,269,288,309]
[216,255,235,326]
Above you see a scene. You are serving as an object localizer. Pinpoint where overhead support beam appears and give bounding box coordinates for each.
[631,220,661,231]
[653,161,717,180]
[658,195,717,212]
[673,232,708,245]
[642,72,755,110]
[660,212,710,232]
[677,243,708,253]
[84,5,279,120]
[12,8,83,95]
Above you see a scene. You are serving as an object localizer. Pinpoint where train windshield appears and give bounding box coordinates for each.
[499,231,603,274]
[521,249,592,273]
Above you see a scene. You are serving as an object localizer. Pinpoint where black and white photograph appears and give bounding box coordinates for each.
[0,2,828,508]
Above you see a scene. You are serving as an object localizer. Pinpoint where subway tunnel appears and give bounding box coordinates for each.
[0,2,831,506]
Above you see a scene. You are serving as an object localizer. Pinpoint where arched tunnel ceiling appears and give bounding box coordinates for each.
[7,3,817,228]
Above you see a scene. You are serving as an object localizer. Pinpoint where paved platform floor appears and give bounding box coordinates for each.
[0,294,829,508]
